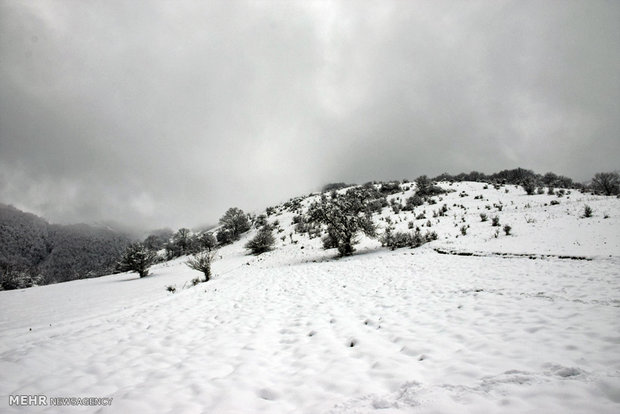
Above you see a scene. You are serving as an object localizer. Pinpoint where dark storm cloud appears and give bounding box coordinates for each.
[316,1,620,183]
[1,0,618,230]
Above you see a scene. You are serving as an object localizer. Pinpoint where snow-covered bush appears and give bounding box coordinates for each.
[583,205,593,218]
[186,250,217,281]
[321,182,350,192]
[415,175,445,197]
[294,217,313,234]
[492,216,500,227]
[366,198,387,214]
[381,228,438,250]
[283,197,303,212]
[379,181,401,195]
[254,214,268,228]
[245,226,276,255]
[0,268,43,290]
[522,178,536,195]
[403,194,424,210]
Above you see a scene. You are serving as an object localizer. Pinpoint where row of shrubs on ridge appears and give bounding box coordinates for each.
[115,168,620,282]
[117,175,447,281]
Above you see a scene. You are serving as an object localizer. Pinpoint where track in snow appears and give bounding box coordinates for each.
[1,247,619,413]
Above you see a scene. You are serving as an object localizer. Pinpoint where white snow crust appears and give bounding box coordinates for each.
[1,182,619,413]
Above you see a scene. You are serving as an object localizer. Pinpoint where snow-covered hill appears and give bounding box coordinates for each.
[1,181,619,413]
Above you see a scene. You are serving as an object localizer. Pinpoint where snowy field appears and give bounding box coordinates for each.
[1,182,619,413]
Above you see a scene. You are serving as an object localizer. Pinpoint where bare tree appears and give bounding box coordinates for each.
[186,249,217,282]
[591,172,620,195]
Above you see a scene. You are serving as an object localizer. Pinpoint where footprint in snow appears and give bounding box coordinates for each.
[542,363,585,378]
[258,388,278,401]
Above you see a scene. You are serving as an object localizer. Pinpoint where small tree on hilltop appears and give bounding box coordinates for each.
[415,175,432,195]
[308,187,377,257]
[116,242,157,278]
[219,207,251,241]
[542,172,558,186]
[415,175,445,197]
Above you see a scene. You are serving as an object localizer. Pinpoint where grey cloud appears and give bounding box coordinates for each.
[1,0,618,231]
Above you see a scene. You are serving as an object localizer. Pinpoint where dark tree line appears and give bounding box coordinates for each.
[433,168,620,196]
[1,204,131,290]
[433,168,575,188]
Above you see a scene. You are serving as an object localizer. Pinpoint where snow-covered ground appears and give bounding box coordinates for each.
[1,182,619,413]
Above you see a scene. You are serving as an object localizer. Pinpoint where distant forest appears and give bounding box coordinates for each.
[0,203,131,288]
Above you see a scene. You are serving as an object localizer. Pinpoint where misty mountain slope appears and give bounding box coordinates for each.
[0,181,619,414]
[0,204,50,267]
[0,204,132,285]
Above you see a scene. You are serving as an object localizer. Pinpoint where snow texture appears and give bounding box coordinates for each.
[1,182,619,413]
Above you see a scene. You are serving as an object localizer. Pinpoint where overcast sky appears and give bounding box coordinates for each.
[1,0,618,231]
